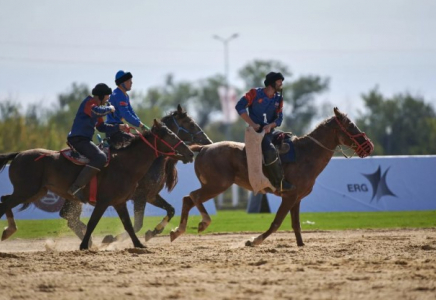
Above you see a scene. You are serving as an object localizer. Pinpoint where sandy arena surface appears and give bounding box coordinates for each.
[0,228,435,300]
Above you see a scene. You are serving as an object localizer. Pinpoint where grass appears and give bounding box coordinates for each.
[0,210,435,240]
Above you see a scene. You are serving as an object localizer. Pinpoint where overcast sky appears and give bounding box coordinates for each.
[1,0,435,120]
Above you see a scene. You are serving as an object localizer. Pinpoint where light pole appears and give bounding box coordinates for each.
[213,33,239,127]
[213,33,239,208]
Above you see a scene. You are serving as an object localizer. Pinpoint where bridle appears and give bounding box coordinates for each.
[171,115,203,145]
[334,117,373,158]
[308,117,374,158]
[134,128,184,158]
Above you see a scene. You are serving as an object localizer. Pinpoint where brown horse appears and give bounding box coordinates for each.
[170,107,374,246]
[59,105,212,244]
[0,119,194,250]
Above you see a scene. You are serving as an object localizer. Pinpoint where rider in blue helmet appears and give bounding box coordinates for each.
[106,70,148,148]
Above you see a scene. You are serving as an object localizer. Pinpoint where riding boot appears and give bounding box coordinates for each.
[264,151,295,193]
[67,165,100,203]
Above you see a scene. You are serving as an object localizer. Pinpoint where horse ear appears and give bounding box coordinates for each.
[153,119,161,127]
[177,104,183,113]
[333,107,341,118]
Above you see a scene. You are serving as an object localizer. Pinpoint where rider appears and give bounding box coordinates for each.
[106,70,148,147]
[235,72,295,193]
[67,83,129,202]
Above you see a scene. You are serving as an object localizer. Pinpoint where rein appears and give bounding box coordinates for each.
[307,136,353,158]
[172,115,203,144]
[133,128,183,158]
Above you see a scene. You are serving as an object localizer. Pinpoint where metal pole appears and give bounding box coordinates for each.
[213,33,239,208]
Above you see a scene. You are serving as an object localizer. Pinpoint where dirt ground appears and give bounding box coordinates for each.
[0,228,435,300]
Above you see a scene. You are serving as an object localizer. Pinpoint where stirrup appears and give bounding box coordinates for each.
[279,180,295,192]
[67,187,86,203]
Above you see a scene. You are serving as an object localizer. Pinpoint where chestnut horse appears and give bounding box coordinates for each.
[59,105,212,244]
[0,119,194,250]
[170,107,374,246]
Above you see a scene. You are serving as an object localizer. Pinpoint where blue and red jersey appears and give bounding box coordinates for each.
[106,87,142,127]
[68,96,118,140]
[235,88,284,127]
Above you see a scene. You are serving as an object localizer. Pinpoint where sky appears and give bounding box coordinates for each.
[1,0,436,121]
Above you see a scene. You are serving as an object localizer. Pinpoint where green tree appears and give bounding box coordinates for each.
[356,87,436,155]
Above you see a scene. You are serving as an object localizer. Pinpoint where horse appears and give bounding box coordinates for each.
[59,105,212,244]
[0,119,194,250]
[169,107,374,246]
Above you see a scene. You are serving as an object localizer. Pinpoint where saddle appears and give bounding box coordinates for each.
[61,142,111,166]
[273,132,296,164]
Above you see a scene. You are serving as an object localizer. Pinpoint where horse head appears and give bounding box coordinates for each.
[163,104,213,145]
[149,119,194,164]
[333,107,374,158]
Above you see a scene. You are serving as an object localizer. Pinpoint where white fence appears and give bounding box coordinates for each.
[1,155,435,220]
[265,155,436,212]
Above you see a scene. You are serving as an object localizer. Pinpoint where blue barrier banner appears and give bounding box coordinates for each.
[0,163,216,220]
[266,155,436,212]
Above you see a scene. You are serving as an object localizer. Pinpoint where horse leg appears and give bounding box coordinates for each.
[190,186,230,233]
[102,197,146,244]
[80,202,109,250]
[113,202,145,248]
[1,201,17,241]
[290,201,305,246]
[170,195,195,242]
[59,200,86,239]
[145,194,175,241]
[245,198,293,247]
[1,189,48,240]
[171,185,229,241]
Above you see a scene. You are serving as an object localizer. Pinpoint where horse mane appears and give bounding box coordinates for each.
[161,109,187,123]
[164,158,178,192]
[110,131,155,151]
[293,111,349,143]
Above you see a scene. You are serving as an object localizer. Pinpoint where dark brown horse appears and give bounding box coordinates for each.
[170,107,374,246]
[0,119,194,250]
[59,105,212,244]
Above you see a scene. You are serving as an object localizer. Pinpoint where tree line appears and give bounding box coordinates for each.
[1,60,435,156]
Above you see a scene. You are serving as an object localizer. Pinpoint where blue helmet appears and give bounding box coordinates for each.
[115,70,133,86]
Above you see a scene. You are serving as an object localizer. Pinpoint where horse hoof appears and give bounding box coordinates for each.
[297,242,305,247]
[101,235,115,244]
[245,237,261,247]
[245,240,254,247]
[170,231,179,242]
[145,230,155,242]
[198,222,209,233]
[1,227,17,241]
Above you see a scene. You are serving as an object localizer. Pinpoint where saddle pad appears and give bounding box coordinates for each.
[245,127,275,195]
[279,139,296,164]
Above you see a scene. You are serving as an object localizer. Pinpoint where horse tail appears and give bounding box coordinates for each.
[189,145,203,153]
[164,159,178,192]
[0,152,20,172]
